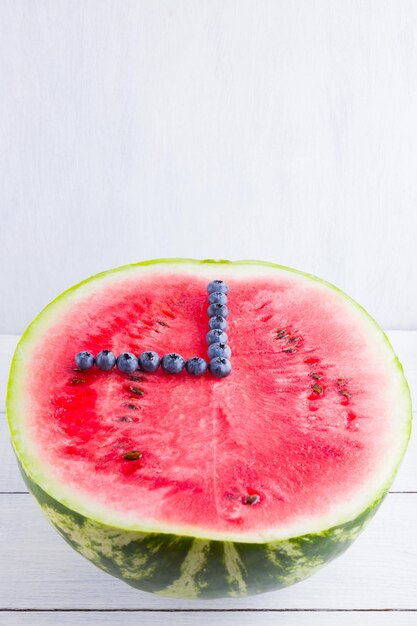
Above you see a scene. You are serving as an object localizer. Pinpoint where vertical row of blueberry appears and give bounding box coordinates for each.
[206,280,232,378]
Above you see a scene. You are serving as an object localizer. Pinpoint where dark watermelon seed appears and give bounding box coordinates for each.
[70,378,86,385]
[339,389,351,398]
[311,384,323,394]
[123,450,143,461]
[125,403,139,410]
[157,320,168,326]
[289,336,302,344]
[243,494,260,506]
[276,328,288,340]
[283,347,297,353]
[337,378,347,387]
[118,416,133,422]
[129,386,144,396]
[128,374,144,382]
[311,372,323,380]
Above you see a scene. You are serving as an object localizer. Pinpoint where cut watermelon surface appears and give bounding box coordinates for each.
[7,259,411,598]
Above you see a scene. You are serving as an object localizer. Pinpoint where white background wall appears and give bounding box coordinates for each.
[1,0,417,333]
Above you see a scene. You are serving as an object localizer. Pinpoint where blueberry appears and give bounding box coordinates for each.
[139,351,160,372]
[186,356,207,376]
[75,351,94,371]
[95,349,116,371]
[208,291,228,305]
[208,315,228,331]
[207,342,231,359]
[207,303,229,318]
[161,353,185,374]
[207,280,228,294]
[209,357,232,378]
[206,329,228,345]
[116,352,139,373]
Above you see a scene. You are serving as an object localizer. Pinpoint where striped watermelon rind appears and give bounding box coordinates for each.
[20,461,383,598]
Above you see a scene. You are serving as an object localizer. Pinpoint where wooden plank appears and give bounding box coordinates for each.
[0,611,416,626]
[0,493,416,610]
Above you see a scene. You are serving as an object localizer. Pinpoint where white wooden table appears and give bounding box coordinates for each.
[1,332,416,626]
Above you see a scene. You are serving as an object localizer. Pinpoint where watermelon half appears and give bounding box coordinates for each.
[7,259,411,598]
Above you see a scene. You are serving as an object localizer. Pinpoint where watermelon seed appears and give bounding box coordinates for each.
[337,378,347,387]
[128,375,144,382]
[339,389,351,398]
[125,403,139,410]
[276,328,288,340]
[288,336,302,344]
[283,347,297,353]
[70,377,86,385]
[311,384,323,394]
[311,372,323,380]
[243,494,260,506]
[157,320,168,327]
[129,386,144,396]
[123,450,142,461]
[118,416,133,422]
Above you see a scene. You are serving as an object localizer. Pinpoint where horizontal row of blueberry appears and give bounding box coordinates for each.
[75,350,230,378]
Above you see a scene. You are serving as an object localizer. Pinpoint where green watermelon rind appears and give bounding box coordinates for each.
[6,259,412,596]
[19,459,384,598]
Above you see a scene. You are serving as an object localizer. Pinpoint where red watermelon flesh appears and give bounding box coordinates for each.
[10,261,410,542]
